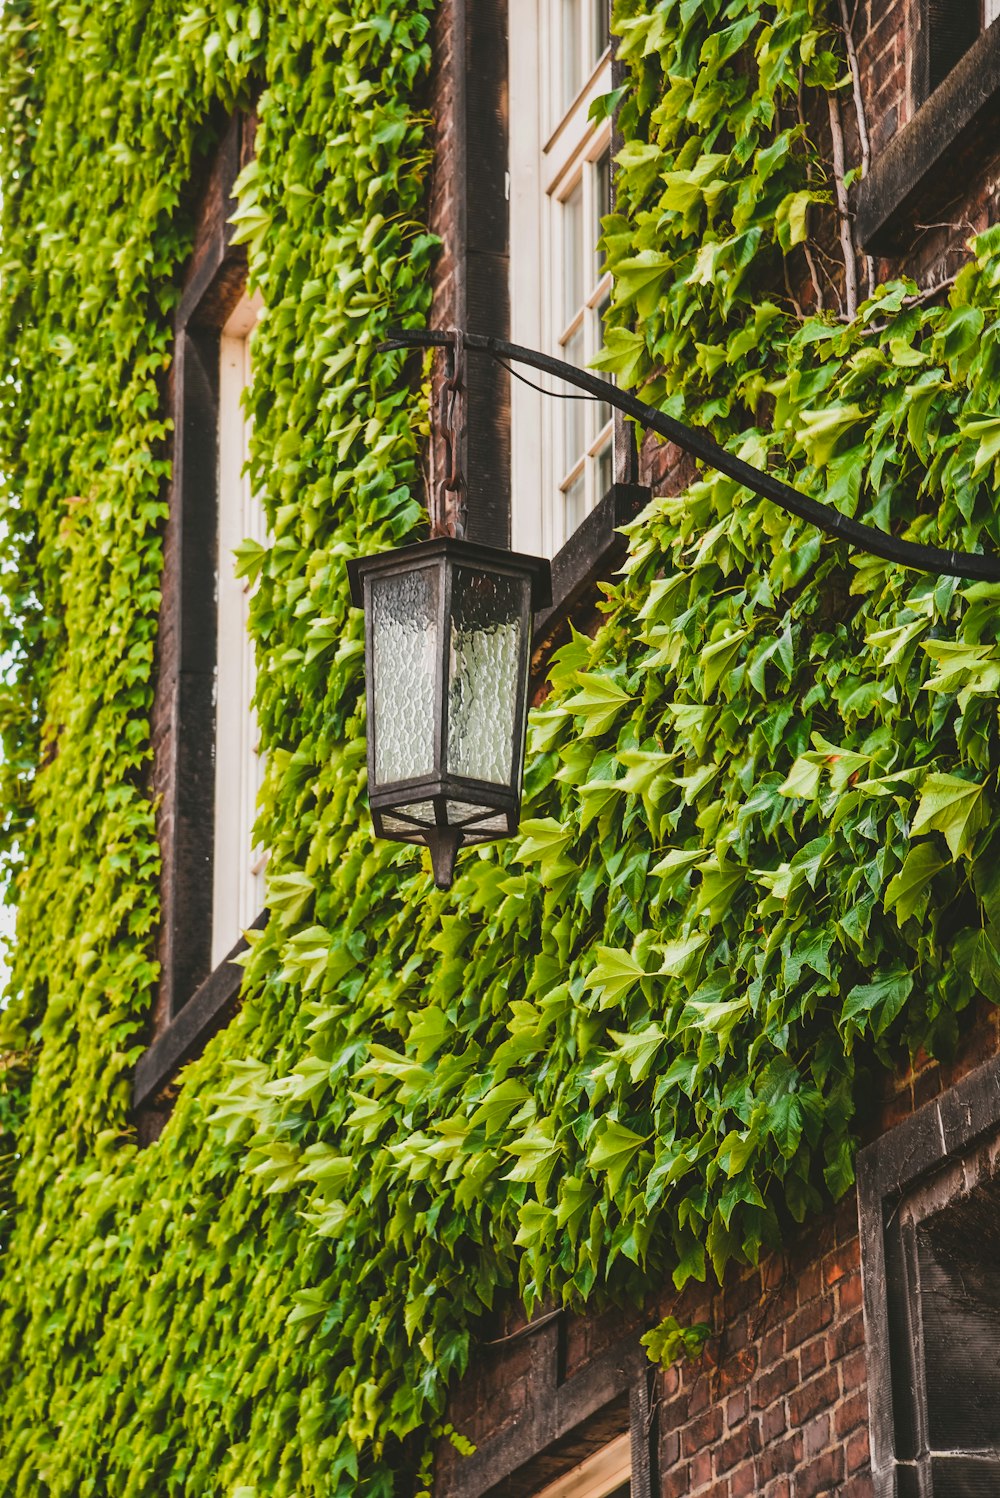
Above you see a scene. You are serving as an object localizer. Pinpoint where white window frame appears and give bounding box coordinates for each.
[211,290,266,967]
[510,0,613,559]
[533,1433,631,1498]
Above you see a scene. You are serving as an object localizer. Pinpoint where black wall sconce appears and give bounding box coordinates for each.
[350,327,1000,889]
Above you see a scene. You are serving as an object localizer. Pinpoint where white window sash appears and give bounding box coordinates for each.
[211,291,267,967]
[533,1433,631,1498]
[510,0,613,558]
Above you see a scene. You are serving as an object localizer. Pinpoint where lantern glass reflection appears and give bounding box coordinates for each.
[348,539,550,888]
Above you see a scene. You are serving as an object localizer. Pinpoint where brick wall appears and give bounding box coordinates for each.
[854,0,911,157]
[658,1199,869,1498]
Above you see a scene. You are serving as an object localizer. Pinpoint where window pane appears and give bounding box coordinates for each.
[562,0,582,109]
[563,180,584,326]
[564,470,586,535]
[597,440,613,499]
[595,151,611,275]
[594,291,611,427]
[594,0,610,64]
[563,323,585,471]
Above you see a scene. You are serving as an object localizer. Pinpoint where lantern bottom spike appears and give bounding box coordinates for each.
[427,828,462,890]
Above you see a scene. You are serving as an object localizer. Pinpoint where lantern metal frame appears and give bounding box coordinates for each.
[348,536,551,887]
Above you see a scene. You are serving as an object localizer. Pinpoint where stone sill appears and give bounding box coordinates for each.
[854,22,1000,255]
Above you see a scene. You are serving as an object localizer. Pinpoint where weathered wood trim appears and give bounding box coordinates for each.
[133,912,267,1113]
[152,111,255,1035]
[854,20,1000,253]
[138,113,259,1138]
[531,483,650,668]
[436,1316,645,1498]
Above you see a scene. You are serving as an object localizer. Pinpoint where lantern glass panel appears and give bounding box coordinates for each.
[381,801,437,831]
[371,566,439,786]
[447,567,525,785]
[446,801,509,832]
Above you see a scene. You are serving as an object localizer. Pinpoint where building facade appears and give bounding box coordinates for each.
[1,0,1000,1495]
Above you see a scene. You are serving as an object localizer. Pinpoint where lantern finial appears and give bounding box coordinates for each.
[427,827,462,890]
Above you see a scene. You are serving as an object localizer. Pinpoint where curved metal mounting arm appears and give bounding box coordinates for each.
[378,327,1000,582]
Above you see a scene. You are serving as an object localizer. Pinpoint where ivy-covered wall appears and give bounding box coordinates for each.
[1,0,1000,1493]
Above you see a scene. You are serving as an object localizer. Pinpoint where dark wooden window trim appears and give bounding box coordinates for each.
[136,112,264,1131]
[531,481,651,672]
[857,1050,1000,1496]
[854,17,1000,253]
[434,1314,656,1498]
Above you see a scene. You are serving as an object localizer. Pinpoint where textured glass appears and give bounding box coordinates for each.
[381,800,436,833]
[446,802,509,835]
[371,568,439,786]
[447,569,524,785]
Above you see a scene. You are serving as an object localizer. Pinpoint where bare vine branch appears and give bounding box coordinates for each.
[836,0,876,294]
[796,67,825,313]
[827,89,858,319]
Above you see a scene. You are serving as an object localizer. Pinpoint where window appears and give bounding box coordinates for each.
[534,1435,630,1498]
[858,1050,1000,1495]
[509,0,613,558]
[135,112,268,1127]
[212,291,266,967]
[921,0,999,100]
[854,7,1000,253]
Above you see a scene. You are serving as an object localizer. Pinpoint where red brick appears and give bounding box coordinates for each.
[796,1445,846,1497]
[847,1425,871,1474]
[788,1367,840,1427]
[760,1325,785,1365]
[795,1263,822,1305]
[803,1411,830,1460]
[786,1295,834,1350]
[822,1245,857,1286]
[663,1461,691,1498]
[838,1477,876,1498]
[687,1375,712,1417]
[682,1406,724,1456]
[716,1425,752,1474]
[761,1401,787,1443]
[661,1394,689,1434]
[689,1449,713,1489]
[832,1309,865,1359]
[799,1334,827,1380]
[757,1431,802,1483]
[726,1390,748,1429]
[837,1270,863,1315]
[840,1347,867,1394]
[729,1460,757,1498]
[752,1356,799,1409]
[837,1390,870,1439]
